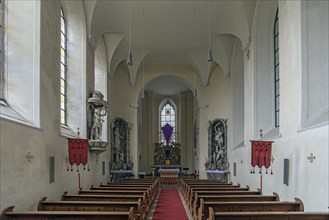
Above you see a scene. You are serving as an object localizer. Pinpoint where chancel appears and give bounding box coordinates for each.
[153,123,182,177]
[0,0,328,219]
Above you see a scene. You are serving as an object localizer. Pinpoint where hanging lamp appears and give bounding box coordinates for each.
[193,9,197,97]
[141,9,145,99]
[127,1,133,65]
[207,3,213,62]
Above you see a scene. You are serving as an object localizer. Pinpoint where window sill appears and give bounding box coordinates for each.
[0,100,39,129]
[262,127,282,141]
[60,124,79,138]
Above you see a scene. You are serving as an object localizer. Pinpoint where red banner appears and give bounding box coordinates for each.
[250,140,273,169]
[68,138,88,166]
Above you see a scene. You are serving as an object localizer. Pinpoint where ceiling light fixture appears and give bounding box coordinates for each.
[194,9,197,97]
[207,2,213,62]
[127,1,133,66]
[142,9,145,99]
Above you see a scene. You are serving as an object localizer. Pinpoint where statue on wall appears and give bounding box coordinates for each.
[87,91,109,153]
[114,126,124,163]
[111,117,132,170]
[207,119,228,170]
[90,106,107,140]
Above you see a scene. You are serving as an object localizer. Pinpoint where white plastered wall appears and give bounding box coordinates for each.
[229,0,329,211]
[0,0,110,211]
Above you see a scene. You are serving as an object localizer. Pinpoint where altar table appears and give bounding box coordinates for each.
[158,168,180,177]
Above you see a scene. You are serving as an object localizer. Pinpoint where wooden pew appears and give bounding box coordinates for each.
[79,189,154,207]
[179,179,233,194]
[192,192,280,217]
[185,186,250,203]
[182,184,246,204]
[198,198,304,220]
[38,197,144,220]
[186,187,260,211]
[207,207,329,220]
[181,183,240,199]
[1,206,135,220]
[62,191,150,214]
[91,186,157,201]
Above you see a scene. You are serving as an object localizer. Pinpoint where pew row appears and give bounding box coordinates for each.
[79,189,154,207]
[192,192,280,217]
[198,198,304,220]
[187,189,262,212]
[1,206,135,220]
[62,191,150,214]
[38,197,144,220]
[207,207,329,220]
[183,185,249,205]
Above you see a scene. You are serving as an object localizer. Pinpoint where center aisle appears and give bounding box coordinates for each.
[152,188,190,220]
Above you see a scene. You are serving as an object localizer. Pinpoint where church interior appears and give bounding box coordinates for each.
[0,0,328,218]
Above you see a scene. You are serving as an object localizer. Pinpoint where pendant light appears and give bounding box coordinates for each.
[127,1,133,65]
[142,9,145,99]
[207,3,213,62]
[194,9,197,97]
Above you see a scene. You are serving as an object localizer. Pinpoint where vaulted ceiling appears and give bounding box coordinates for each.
[83,0,256,90]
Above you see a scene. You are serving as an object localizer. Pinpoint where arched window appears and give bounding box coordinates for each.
[94,37,108,141]
[0,0,4,100]
[160,102,176,143]
[59,2,87,138]
[254,1,280,139]
[0,1,41,127]
[160,103,176,128]
[60,6,67,125]
[274,9,280,127]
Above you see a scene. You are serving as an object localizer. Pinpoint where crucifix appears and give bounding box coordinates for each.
[259,129,263,140]
[307,153,316,163]
[25,152,33,162]
[77,127,80,138]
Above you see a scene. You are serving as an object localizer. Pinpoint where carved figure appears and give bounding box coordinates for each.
[90,106,107,140]
[213,123,224,164]
[114,126,124,163]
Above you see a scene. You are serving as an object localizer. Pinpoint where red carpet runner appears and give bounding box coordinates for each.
[152,188,189,220]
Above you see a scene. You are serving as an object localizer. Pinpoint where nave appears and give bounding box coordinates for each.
[1,0,328,213]
[1,177,328,220]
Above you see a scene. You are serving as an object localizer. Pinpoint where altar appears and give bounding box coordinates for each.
[158,168,180,177]
[152,123,182,179]
[206,169,228,182]
[110,169,133,181]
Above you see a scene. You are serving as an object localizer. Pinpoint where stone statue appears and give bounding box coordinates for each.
[212,123,224,164]
[114,126,124,163]
[90,106,107,140]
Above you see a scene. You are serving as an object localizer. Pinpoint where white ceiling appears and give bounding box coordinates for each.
[83,0,256,94]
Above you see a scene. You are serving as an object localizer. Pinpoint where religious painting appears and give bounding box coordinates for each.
[206,118,228,170]
[110,117,132,170]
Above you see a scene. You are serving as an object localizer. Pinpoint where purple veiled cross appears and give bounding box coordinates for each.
[161,123,173,145]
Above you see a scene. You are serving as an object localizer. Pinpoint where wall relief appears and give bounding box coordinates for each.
[205,118,228,170]
[110,117,132,170]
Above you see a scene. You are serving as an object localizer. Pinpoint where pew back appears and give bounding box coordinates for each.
[207,207,329,220]
[1,206,135,220]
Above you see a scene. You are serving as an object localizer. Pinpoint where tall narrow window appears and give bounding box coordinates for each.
[60,7,67,125]
[161,103,176,128]
[274,9,280,127]
[0,0,4,100]
[160,103,176,142]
